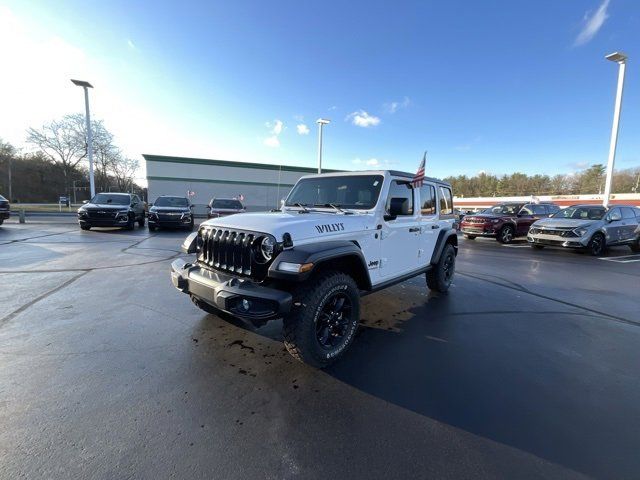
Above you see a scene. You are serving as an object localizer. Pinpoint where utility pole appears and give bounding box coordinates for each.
[316,118,330,174]
[71,79,95,198]
[7,157,12,201]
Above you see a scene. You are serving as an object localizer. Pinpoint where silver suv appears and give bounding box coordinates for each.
[527,204,640,256]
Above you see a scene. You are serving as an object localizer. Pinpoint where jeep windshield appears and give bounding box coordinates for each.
[482,204,523,215]
[155,197,189,207]
[551,206,606,220]
[285,175,383,210]
[90,194,130,205]
[211,199,243,209]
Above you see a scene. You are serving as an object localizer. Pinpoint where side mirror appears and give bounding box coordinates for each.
[82,200,88,204]
[608,213,621,222]
[385,197,408,221]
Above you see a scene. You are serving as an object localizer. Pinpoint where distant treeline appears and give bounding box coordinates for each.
[443,164,640,198]
[1,113,143,203]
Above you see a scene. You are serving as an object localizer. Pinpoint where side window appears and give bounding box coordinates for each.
[621,207,635,219]
[608,208,622,220]
[520,204,534,215]
[385,180,414,217]
[419,184,436,216]
[547,205,560,214]
[438,186,453,216]
[532,205,547,215]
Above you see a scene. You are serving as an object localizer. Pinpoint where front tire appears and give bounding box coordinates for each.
[464,234,476,240]
[497,225,515,244]
[426,243,456,293]
[80,224,91,231]
[531,244,544,250]
[125,215,135,231]
[588,232,606,256]
[148,225,157,232]
[138,215,145,227]
[629,237,640,253]
[283,272,360,368]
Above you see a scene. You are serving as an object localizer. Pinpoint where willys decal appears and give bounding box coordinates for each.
[315,223,345,234]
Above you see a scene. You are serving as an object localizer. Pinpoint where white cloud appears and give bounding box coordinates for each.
[328,106,337,111]
[574,0,610,46]
[296,124,310,135]
[366,158,379,166]
[455,144,471,151]
[263,136,280,148]
[352,157,395,168]
[346,110,381,128]
[263,119,283,147]
[384,96,410,114]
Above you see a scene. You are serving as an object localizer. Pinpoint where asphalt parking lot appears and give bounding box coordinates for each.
[1,221,639,479]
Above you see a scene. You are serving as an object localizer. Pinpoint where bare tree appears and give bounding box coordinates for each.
[110,155,139,192]
[26,114,87,192]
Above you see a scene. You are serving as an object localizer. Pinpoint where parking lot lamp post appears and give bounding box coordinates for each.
[602,52,627,208]
[316,118,330,174]
[71,79,95,199]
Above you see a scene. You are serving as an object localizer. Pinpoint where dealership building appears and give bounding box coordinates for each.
[144,154,339,213]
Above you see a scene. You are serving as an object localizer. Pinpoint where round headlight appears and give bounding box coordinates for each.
[260,236,275,261]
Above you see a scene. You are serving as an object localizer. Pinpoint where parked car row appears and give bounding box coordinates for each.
[460,201,640,255]
[76,193,246,231]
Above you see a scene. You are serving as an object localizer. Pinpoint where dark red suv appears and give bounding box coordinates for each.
[460,202,560,244]
[207,198,246,219]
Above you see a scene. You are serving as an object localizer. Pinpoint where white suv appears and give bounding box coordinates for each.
[172,170,458,367]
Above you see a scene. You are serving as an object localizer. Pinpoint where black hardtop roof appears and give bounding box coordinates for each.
[97,192,131,196]
[569,204,608,209]
[388,170,450,187]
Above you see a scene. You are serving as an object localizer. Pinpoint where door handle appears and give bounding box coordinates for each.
[409,227,420,232]
[431,224,440,229]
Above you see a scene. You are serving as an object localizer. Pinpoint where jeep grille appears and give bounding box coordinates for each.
[196,227,272,280]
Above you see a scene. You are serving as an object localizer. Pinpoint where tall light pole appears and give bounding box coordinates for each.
[602,52,627,207]
[316,118,330,174]
[71,79,95,199]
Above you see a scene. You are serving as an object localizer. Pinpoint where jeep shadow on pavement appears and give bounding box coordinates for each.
[172,170,458,367]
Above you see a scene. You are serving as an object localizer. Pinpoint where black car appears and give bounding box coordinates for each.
[148,196,194,231]
[0,194,9,225]
[77,193,146,231]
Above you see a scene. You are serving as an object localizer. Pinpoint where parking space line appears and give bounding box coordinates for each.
[598,254,640,263]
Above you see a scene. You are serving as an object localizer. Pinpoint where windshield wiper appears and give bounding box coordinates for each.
[313,203,349,214]
[293,202,309,212]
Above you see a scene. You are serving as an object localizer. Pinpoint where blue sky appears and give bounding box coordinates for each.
[1,0,639,181]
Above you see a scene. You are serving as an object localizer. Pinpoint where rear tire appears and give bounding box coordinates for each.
[588,232,606,256]
[497,225,515,244]
[464,234,476,240]
[138,215,145,227]
[283,272,360,368]
[629,237,640,253]
[426,243,456,293]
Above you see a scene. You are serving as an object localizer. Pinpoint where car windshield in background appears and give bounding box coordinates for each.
[212,199,243,209]
[285,175,384,210]
[155,197,189,207]
[91,194,129,205]
[552,206,606,220]
[483,204,522,215]
[0,195,6,201]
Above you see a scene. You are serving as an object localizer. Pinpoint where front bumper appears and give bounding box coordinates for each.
[149,214,192,227]
[171,258,292,322]
[78,215,129,227]
[527,234,587,249]
[460,224,497,237]
[0,210,10,220]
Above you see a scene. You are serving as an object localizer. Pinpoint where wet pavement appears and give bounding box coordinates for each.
[1,223,639,479]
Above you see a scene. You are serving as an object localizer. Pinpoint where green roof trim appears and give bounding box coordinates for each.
[147,176,296,188]
[143,154,341,174]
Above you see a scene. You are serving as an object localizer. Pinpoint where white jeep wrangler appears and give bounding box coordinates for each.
[171,170,458,367]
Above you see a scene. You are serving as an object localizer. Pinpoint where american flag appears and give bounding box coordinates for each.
[412,152,427,187]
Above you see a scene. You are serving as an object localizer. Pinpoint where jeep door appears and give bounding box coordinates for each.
[418,184,440,259]
[379,180,421,278]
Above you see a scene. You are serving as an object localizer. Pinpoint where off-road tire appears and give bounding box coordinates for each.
[80,224,91,231]
[190,294,219,314]
[125,215,135,231]
[629,237,640,253]
[138,215,145,227]
[426,243,456,293]
[283,272,360,368]
[464,234,476,240]
[588,232,606,256]
[497,225,515,244]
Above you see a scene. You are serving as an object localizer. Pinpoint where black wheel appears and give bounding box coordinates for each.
[588,232,606,256]
[138,215,145,227]
[464,234,476,240]
[80,224,91,231]
[190,295,219,314]
[283,272,360,368]
[148,225,156,232]
[497,225,515,244]
[0,219,3,225]
[630,238,640,253]
[125,215,135,231]
[531,244,544,250]
[188,218,195,230]
[426,243,456,293]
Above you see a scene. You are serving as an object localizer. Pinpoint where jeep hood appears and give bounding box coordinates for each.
[200,211,372,242]
[534,218,597,229]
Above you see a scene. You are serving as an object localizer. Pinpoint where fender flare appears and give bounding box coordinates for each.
[268,240,371,288]
[430,229,458,266]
